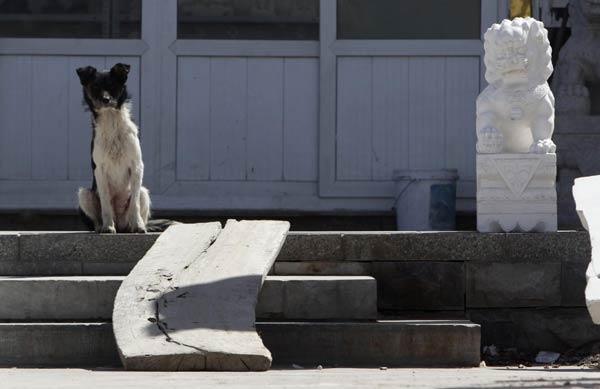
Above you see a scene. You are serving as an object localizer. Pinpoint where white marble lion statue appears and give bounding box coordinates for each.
[477,17,556,155]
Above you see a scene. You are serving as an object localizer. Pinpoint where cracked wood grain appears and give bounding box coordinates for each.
[113,220,289,371]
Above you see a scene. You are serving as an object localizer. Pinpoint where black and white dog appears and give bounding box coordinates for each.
[76,63,170,233]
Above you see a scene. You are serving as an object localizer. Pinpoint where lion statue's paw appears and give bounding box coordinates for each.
[477,127,504,154]
[529,139,556,154]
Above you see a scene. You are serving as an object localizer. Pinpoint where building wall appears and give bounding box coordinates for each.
[0,1,512,214]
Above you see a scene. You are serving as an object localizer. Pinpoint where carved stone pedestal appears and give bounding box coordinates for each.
[477,153,557,232]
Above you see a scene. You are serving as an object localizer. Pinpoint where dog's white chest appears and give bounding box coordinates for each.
[92,108,142,189]
[94,109,139,162]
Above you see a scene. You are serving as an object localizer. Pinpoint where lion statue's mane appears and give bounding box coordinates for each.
[477,17,555,154]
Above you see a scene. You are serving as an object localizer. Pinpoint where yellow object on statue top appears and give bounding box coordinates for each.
[510,0,532,18]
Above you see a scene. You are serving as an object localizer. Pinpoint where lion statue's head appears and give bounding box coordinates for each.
[484,17,552,89]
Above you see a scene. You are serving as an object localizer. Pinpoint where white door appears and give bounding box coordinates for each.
[149,0,322,211]
[318,0,503,212]
[0,1,509,213]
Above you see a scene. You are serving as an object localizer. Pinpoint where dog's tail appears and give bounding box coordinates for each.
[146,219,180,233]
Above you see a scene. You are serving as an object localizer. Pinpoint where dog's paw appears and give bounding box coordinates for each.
[129,220,147,234]
[99,225,117,234]
[131,226,147,234]
[128,213,147,233]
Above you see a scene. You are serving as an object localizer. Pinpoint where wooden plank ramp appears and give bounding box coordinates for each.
[112,220,290,371]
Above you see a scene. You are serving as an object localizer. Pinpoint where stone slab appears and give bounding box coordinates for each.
[0,276,121,320]
[562,259,587,307]
[259,321,481,367]
[0,261,83,276]
[277,233,344,262]
[0,323,117,367]
[19,232,158,263]
[466,261,562,308]
[82,263,136,276]
[113,221,290,371]
[502,232,590,262]
[341,232,506,262]
[0,233,18,262]
[468,307,600,354]
[371,262,464,311]
[0,231,590,273]
[0,275,376,321]
[272,261,370,276]
[0,320,481,368]
[257,276,376,320]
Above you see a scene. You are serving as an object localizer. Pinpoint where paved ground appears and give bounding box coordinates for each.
[1,367,600,388]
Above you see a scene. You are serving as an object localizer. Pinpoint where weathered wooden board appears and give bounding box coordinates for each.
[113,220,290,371]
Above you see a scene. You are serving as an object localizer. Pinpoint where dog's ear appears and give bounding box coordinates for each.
[110,63,131,83]
[76,66,97,86]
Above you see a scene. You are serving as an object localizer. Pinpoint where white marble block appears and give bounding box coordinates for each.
[573,176,600,324]
[476,18,557,232]
[477,153,557,232]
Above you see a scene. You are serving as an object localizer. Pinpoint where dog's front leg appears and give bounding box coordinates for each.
[95,168,116,234]
[127,162,146,233]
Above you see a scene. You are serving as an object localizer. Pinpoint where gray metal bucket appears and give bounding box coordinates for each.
[393,169,459,231]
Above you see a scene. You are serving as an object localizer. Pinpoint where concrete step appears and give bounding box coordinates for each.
[0,275,377,320]
[0,321,481,368]
[0,230,588,275]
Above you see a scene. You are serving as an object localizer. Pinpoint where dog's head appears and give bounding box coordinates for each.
[76,63,130,110]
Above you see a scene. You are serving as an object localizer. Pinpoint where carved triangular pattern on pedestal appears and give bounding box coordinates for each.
[493,157,543,197]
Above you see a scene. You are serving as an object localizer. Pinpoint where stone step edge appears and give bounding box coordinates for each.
[0,275,378,321]
[0,230,589,264]
[0,320,481,368]
[0,320,478,326]
[0,275,374,281]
